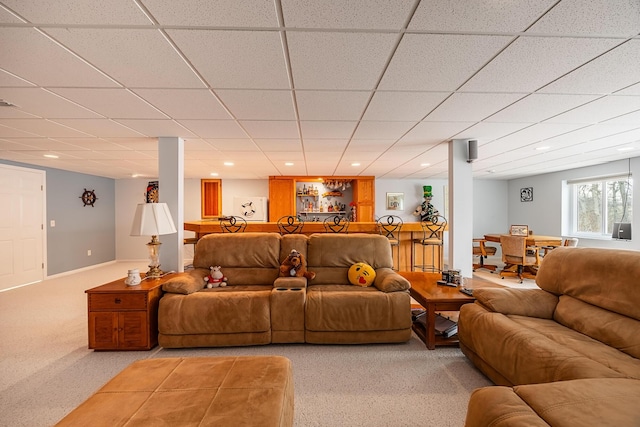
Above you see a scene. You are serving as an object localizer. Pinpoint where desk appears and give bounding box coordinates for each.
[184,221,444,271]
[484,234,562,247]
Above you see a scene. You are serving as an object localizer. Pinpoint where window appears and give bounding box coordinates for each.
[569,175,632,237]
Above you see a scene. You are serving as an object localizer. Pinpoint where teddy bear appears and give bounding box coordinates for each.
[204,266,227,288]
[279,249,316,280]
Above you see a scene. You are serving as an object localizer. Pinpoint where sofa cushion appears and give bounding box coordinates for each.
[537,247,640,321]
[193,233,281,285]
[163,269,208,294]
[159,287,272,335]
[465,378,640,427]
[305,284,411,332]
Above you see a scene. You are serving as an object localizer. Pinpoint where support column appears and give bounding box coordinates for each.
[159,137,184,273]
[448,139,474,277]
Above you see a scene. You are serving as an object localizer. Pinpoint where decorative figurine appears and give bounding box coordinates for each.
[413,185,439,222]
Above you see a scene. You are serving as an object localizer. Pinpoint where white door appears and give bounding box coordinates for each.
[0,164,45,290]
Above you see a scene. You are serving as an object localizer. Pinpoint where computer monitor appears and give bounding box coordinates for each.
[612,223,632,240]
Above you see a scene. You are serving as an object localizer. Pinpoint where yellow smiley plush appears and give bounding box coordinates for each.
[348,262,376,287]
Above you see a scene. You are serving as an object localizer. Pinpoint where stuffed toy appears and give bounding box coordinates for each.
[204,266,227,288]
[348,262,376,287]
[279,249,316,280]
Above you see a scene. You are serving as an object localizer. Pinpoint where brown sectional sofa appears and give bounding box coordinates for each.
[459,247,640,426]
[158,232,412,348]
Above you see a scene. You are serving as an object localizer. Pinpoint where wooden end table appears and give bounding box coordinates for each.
[399,271,501,350]
[86,273,175,351]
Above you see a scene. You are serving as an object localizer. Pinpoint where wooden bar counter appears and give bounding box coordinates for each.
[184,220,442,272]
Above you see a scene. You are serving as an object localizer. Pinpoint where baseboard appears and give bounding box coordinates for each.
[45,260,122,280]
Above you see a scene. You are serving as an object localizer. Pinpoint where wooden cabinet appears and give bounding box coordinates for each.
[86,275,170,351]
[268,176,375,222]
[201,179,222,219]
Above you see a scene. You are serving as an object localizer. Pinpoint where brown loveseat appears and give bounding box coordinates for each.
[158,232,412,348]
[458,247,640,426]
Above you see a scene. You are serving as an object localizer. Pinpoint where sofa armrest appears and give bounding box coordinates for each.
[274,276,307,289]
[473,288,558,319]
[373,268,411,293]
[162,269,208,295]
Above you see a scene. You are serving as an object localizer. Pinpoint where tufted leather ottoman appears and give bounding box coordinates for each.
[56,356,294,426]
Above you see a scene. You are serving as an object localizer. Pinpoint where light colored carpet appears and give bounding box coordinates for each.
[0,262,492,427]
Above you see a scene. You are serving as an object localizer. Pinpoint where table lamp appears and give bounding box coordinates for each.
[130,202,177,278]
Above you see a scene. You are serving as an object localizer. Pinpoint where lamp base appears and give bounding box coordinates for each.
[146,265,163,278]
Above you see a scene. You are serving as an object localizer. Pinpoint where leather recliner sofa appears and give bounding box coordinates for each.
[158,232,412,348]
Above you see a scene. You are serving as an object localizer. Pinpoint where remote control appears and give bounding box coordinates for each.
[459,288,473,296]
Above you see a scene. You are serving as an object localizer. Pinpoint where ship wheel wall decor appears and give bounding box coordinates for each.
[80,189,97,207]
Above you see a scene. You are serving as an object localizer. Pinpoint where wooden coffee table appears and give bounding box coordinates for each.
[399,271,501,350]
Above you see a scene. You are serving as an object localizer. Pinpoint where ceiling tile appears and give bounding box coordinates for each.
[46,28,205,88]
[204,139,258,151]
[134,89,230,120]
[144,0,277,27]
[461,37,621,92]
[409,0,556,32]
[216,90,295,120]
[296,91,370,121]
[527,0,640,36]
[281,0,414,30]
[399,121,475,144]
[486,93,598,123]
[51,119,146,138]
[287,31,398,90]
[0,118,91,137]
[300,121,357,139]
[425,93,525,122]
[452,122,532,142]
[545,95,640,124]
[0,28,119,87]
[379,34,512,91]
[175,120,245,139]
[240,120,299,139]
[0,137,86,151]
[254,139,302,152]
[0,124,40,138]
[302,139,349,152]
[0,69,36,87]
[2,0,152,25]
[363,91,449,121]
[115,119,197,138]
[353,121,416,140]
[49,88,168,119]
[169,30,290,89]
[0,88,101,118]
[616,82,640,95]
[540,40,640,95]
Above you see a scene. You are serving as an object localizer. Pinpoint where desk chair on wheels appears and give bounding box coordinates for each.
[473,238,498,272]
[412,215,447,272]
[376,215,403,270]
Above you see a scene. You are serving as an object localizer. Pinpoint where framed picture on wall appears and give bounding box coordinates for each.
[520,187,533,202]
[386,192,404,210]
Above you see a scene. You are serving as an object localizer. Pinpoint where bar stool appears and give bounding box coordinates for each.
[412,215,447,272]
[219,215,247,233]
[183,236,198,269]
[323,215,349,233]
[376,215,403,270]
[277,215,305,235]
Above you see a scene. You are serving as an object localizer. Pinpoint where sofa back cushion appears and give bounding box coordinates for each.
[536,247,640,321]
[307,233,393,285]
[193,232,281,285]
[554,295,640,360]
[280,234,309,262]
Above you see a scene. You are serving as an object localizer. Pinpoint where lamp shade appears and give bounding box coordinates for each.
[130,203,177,236]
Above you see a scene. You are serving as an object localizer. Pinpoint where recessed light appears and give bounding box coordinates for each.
[617,147,635,151]
[351,162,360,167]
[284,162,294,166]
[43,154,58,159]
[487,169,496,173]
[535,146,550,151]
[223,162,234,166]
[420,163,430,167]
[210,172,219,176]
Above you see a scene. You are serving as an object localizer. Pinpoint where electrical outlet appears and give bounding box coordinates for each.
[87,250,92,256]
[50,220,55,227]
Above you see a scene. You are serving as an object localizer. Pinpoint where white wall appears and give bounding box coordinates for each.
[507,157,640,250]
[375,179,448,221]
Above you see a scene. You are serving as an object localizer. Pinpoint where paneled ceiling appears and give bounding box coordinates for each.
[1,0,639,180]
